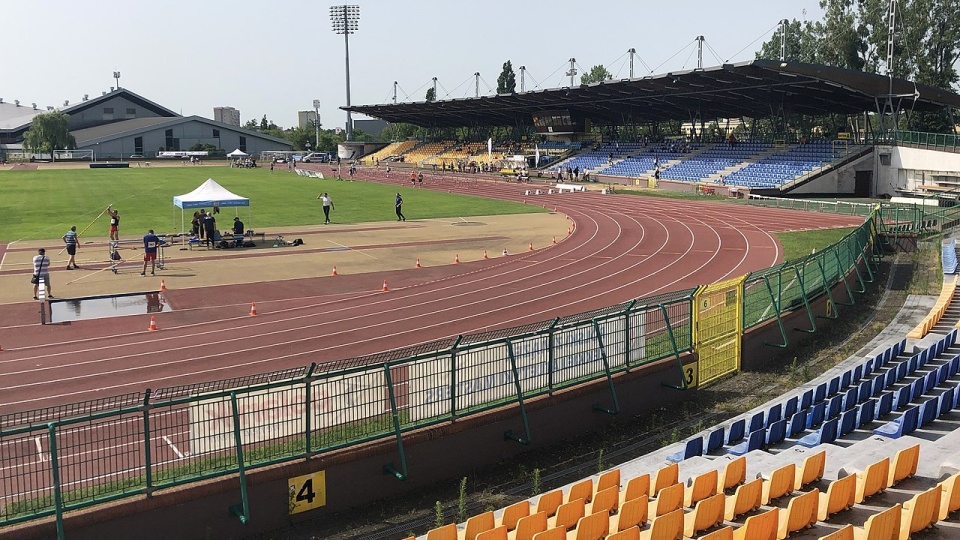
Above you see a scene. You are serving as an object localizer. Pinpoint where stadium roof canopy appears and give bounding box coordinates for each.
[345,59,960,129]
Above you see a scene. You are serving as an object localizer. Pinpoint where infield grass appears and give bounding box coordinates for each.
[0,167,542,242]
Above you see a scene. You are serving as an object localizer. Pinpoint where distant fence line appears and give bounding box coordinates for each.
[0,207,883,533]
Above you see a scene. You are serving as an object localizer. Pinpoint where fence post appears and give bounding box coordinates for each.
[761,276,789,348]
[47,423,65,540]
[303,363,317,455]
[659,303,689,391]
[228,392,250,525]
[503,339,533,445]
[591,318,620,415]
[832,246,856,305]
[142,389,154,497]
[547,318,559,392]
[449,335,462,420]
[814,254,840,319]
[792,264,817,333]
[622,301,637,368]
[382,363,408,480]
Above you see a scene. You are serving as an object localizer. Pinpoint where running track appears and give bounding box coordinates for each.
[0,173,865,415]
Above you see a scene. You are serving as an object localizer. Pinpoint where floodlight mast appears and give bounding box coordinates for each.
[330,5,360,141]
[113,71,121,90]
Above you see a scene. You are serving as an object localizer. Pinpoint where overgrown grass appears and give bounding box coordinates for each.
[776,227,855,262]
[0,168,541,242]
[908,241,944,296]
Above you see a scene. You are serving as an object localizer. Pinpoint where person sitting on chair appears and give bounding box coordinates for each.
[232,217,245,247]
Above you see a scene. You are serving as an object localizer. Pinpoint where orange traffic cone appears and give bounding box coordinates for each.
[528,242,534,251]
[483,250,488,259]
[160,279,167,291]
[415,258,421,268]
[249,302,258,316]
[455,254,460,264]
[332,266,338,276]
[552,236,557,244]
[148,316,157,331]
[382,279,389,292]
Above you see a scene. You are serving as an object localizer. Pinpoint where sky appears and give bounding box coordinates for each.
[5,1,825,130]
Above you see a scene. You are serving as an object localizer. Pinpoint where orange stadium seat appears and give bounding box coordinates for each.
[606,526,640,540]
[588,485,619,516]
[537,490,564,518]
[461,511,495,540]
[512,511,547,540]
[761,463,796,504]
[888,444,919,487]
[650,483,683,517]
[899,485,941,540]
[795,451,827,490]
[939,471,960,520]
[475,526,507,540]
[718,456,747,493]
[547,498,584,531]
[571,510,608,540]
[699,526,734,540]
[597,469,621,494]
[651,463,679,497]
[725,477,763,521]
[854,457,890,504]
[776,488,819,539]
[853,503,900,540]
[638,507,683,540]
[683,492,725,537]
[427,523,458,540]
[817,524,853,540]
[733,507,779,540]
[567,479,593,504]
[620,474,650,507]
[684,469,718,507]
[530,526,565,540]
[498,500,529,531]
[613,496,648,532]
[818,474,857,521]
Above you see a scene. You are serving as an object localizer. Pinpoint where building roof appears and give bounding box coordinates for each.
[71,115,293,147]
[344,59,960,128]
[0,88,179,132]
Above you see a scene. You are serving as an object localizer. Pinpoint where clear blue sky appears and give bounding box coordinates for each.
[5,1,824,130]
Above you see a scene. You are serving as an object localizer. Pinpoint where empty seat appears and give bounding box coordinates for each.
[512,511,547,540]
[838,409,858,436]
[766,419,788,446]
[777,488,819,539]
[873,405,919,439]
[684,469,718,507]
[900,485,941,540]
[939,471,960,520]
[706,427,726,453]
[596,469,621,494]
[788,410,808,437]
[699,526,734,540]
[462,511,495,540]
[761,463,796,505]
[919,397,938,427]
[570,511,607,540]
[667,437,703,463]
[725,477,763,520]
[567,479,593,504]
[650,464,679,497]
[606,527,640,540]
[795,450,827,489]
[475,526,506,540]
[426,523,457,540]
[888,444,920,486]
[807,401,827,429]
[638,507,683,540]
[529,526,565,540]
[650,482,683,517]
[684,492,726,537]
[727,419,746,445]
[547,498,584,531]
[733,507,778,540]
[498,500,529,531]
[852,503,900,540]
[620,474,650,507]
[854,457,890,504]
[729,428,766,455]
[817,474,857,520]
[817,524,853,540]
[875,392,894,418]
[536,490,564,518]
[588,485,618,516]
[797,417,838,447]
[718,456,747,493]
[613,496,648,532]
[857,398,876,427]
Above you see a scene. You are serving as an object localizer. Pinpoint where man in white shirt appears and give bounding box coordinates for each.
[32,248,53,300]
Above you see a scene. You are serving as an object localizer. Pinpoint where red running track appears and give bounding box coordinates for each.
[0,175,864,415]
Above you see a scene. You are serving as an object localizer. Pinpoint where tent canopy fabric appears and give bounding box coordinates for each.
[173,178,249,209]
[227,149,249,157]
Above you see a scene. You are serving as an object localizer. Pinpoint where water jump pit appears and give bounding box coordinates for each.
[49,291,170,323]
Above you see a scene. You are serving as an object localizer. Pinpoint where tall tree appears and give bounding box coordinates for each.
[497,61,517,93]
[22,111,76,160]
[425,87,436,102]
[580,65,613,85]
[755,19,823,63]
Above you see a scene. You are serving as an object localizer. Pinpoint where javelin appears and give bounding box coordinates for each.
[64,264,115,286]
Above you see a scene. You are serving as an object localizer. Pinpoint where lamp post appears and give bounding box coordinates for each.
[113,71,121,90]
[312,99,321,150]
[330,5,360,141]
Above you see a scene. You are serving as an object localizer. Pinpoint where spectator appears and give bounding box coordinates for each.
[32,248,52,299]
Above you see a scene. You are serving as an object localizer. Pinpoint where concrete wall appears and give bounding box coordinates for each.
[876,146,960,196]
[788,152,874,196]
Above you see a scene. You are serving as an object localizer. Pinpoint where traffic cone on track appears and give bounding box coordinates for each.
[148,316,157,331]
[332,266,338,276]
[249,302,258,316]
[455,254,460,264]
[415,258,421,268]
[160,279,167,291]
[382,279,389,292]
[553,236,557,245]
[483,250,488,259]
[529,242,534,251]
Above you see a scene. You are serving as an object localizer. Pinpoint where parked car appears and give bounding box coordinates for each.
[129,154,144,159]
[301,152,327,163]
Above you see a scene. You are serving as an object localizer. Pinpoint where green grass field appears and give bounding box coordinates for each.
[0,167,541,242]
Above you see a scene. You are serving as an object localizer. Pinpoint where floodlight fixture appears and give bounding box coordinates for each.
[330,5,360,140]
[113,71,121,89]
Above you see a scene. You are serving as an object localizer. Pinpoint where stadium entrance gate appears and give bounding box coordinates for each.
[693,275,745,386]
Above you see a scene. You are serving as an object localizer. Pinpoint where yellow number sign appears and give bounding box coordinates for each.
[288,470,326,514]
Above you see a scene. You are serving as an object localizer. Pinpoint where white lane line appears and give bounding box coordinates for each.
[325,239,378,259]
[162,435,185,459]
[34,437,45,462]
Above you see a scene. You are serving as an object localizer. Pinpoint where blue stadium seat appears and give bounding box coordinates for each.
[797,417,839,448]
[667,437,703,463]
[938,387,955,417]
[827,395,844,420]
[827,377,840,397]
[748,412,765,433]
[875,392,894,418]
[729,428,766,456]
[920,398,939,427]
[894,385,913,410]
[766,403,782,427]
[874,405,920,438]
[800,389,814,411]
[838,409,858,436]
[784,396,799,418]
[727,419,746,445]
[806,401,827,429]
[814,383,828,404]
[705,426,725,454]
[766,419,787,446]
[858,398,876,426]
[788,410,807,437]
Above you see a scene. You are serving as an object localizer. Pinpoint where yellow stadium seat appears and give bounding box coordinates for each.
[818,474,857,521]
[684,469,719,508]
[613,496,648,532]
[597,469,621,494]
[795,450,827,490]
[461,511,495,540]
[888,444,919,487]
[733,507,779,540]
[650,483,683,517]
[512,511,547,540]
[761,463,796,504]
[588,485,619,516]
[818,524,853,540]
[939,472,960,520]
[899,485,941,540]
[476,525,507,540]
[530,526,565,540]
[570,510,608,540]
[719,456,748,493]
[854,457,890,504]
[699,526,734,540]
[499,500,530,531]
[724,477,763,521]
[638,507,684,540]
[427,523,458,540]
[547,498,584,531]
[568,479,593,504]
[606,526,640,540]
[776,488,819,539]
[852,503,900,540]
[651,463,679,497]
[683,492,725,538]
[620,474,650,507]
[537,490,564,518]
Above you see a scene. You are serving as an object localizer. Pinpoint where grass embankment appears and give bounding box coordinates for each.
[0,168,540,242]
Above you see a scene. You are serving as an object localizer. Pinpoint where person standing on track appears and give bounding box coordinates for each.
[203,211,217,248]
[141,229,160,276]
[395,192,406,221]
[317,192,335,224]
[62,225,80,269]
[32,248,53,300]
[107,205,120,241]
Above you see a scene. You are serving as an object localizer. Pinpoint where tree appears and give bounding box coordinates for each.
[425,87,437,102]
[755,19,823,63]
[22,111,76,160]
[243,119,259,131]
[497,61,517,93]
[579,65,613,85]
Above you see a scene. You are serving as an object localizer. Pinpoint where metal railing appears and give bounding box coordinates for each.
[896,130,960,153]
[0,209,882,533]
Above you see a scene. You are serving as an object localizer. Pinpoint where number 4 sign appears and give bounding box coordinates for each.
[288,470,327,514]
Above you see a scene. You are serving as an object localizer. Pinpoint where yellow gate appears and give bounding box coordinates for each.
[693,275,746,386]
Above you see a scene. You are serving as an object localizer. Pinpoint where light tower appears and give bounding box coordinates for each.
[312,99,322,150]
[330,5,360,141]
[113,71,121,90]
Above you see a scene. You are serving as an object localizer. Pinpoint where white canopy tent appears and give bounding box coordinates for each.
[172,178,250,234]
[226,148,249,158]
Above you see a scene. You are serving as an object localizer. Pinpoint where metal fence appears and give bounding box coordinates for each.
[0,210,881,532]
[896,130,960,153]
